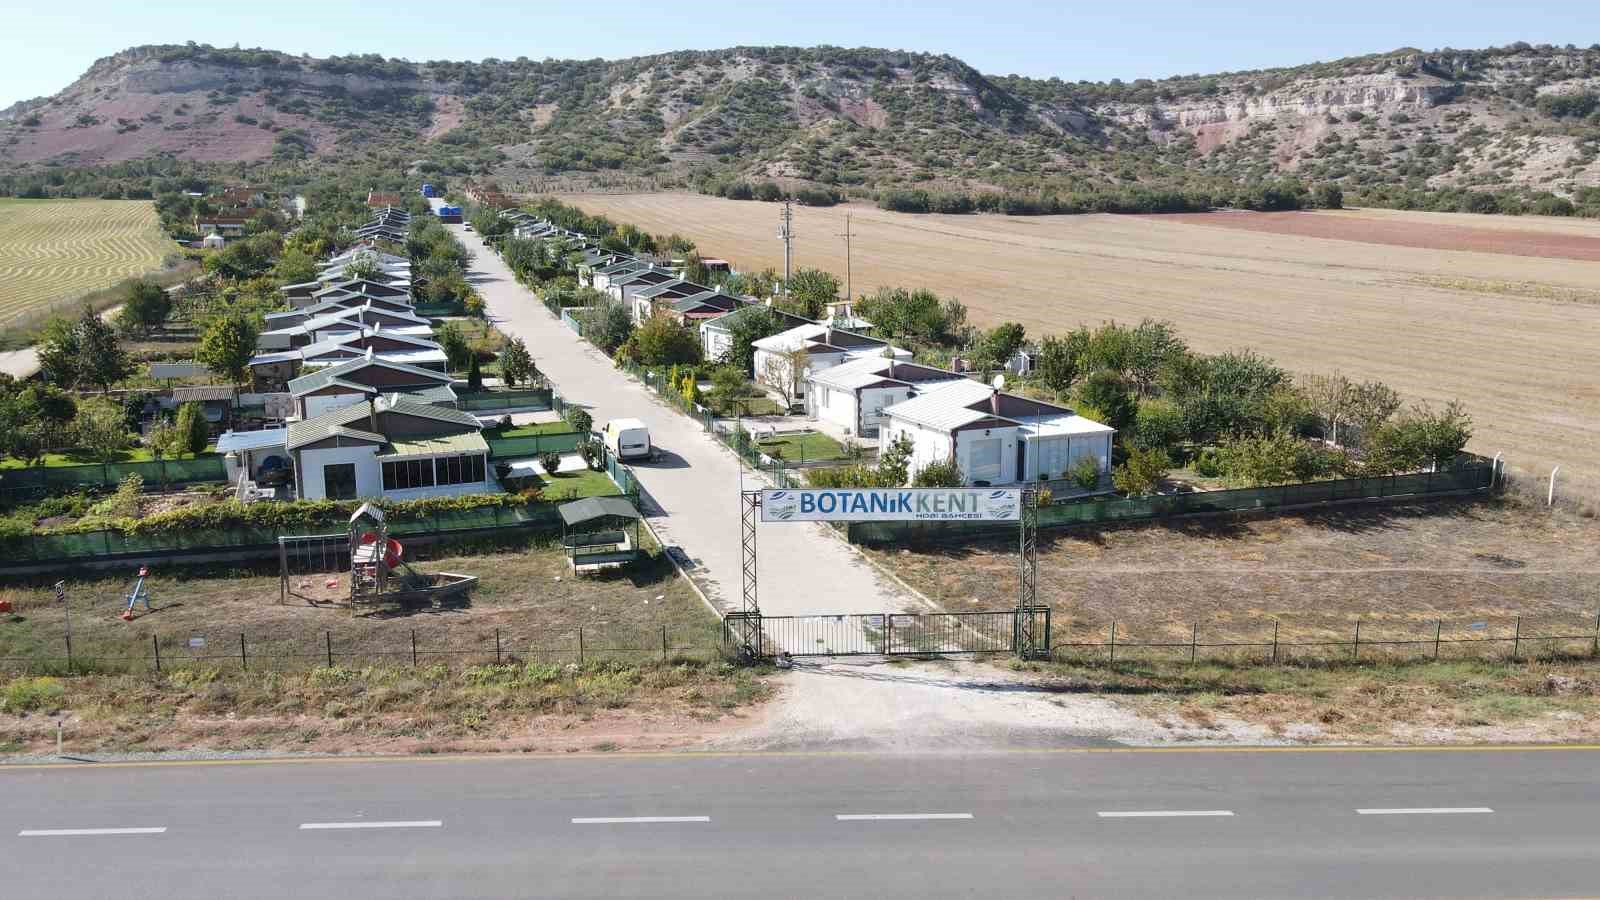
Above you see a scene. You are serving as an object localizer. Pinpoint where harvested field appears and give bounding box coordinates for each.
[0,199,173,328]
[869,499,1600,660]
[555,192,1600,495]
[1144,209,1600,260]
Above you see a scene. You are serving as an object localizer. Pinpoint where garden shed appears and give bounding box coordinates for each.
[557,496,642,572]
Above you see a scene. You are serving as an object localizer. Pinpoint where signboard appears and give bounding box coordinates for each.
[761,488,1020,523]
[188,637,206,649]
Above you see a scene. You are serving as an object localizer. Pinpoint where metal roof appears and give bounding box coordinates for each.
[380,431,488,459]
[170,385,236,403]
[881,380,1003,432]
[216,428,289,453]
[558,496,641,526]
[286,405,386,449]
[289,352,453,395]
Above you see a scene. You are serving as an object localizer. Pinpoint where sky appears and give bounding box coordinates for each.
[2,0,1594,108]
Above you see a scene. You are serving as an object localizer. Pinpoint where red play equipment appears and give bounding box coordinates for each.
[356,531,405,569]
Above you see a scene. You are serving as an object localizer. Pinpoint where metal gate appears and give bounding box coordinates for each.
[722,609,1047,659]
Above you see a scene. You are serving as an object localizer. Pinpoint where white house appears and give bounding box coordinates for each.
[698,306,812,363]
[752,324,910,409]
[287,395,489,501]
[806,357,969,438]
[880,382,1114,486]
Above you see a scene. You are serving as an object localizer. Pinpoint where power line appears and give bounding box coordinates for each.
[835,212,856,304]
[777,200,793,290]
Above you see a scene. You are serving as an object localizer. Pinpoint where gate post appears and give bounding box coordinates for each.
[726,489,764,660]
[1015,489,1046,659]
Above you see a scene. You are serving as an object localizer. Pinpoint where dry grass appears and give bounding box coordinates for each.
[555,193,1600,497]
[1009,656,1600,744]
[0,199,173,328]
[871,498,1600,655]
[0,538,773,756]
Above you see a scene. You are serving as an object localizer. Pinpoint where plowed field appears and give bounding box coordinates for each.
[0,198,172,327]
[554,193,1600,495]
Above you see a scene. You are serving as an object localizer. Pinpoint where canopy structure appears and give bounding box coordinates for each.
[557,497,642,571]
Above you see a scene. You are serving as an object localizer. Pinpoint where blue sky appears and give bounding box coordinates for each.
[2,0,1592,108]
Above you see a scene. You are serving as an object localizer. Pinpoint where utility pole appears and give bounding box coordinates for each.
[836,212,856,305]
[777,200,793,291]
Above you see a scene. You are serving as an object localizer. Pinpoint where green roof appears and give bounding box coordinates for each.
[286,404,384,450]
[380,431,488,459]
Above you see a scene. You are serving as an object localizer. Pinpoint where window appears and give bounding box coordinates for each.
[969,438,1002,484]
[323,463,357,500]
[382,458,435,491]
[433,453,486,486]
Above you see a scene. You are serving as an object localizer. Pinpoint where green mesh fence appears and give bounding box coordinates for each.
[459,389,555,412]
[486,431,584,458]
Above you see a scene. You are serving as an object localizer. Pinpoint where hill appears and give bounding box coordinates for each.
[2,42,1599,207]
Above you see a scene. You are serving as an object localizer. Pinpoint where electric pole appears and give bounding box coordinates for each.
[777,200,793,291]
[836,212,856,305]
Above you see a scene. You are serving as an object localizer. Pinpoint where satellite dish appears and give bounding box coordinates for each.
[991,374,1007,391]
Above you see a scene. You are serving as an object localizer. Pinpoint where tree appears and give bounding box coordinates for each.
[563,407,593,437]
[1133,398,1185,452]
[499,337,534,387]
[194,313,258,393]
[1033,334,1080,398]
[343,253,384,282]
[1126,319,1186,398]
[707,366,746,414]
[74,397,131,463]
[1346,380,1403,447]
[272,248,318,286]
[76,305,134,392]
[173,401,209,457]
[580,301,634,354]
[760,345,809,408]
[538,451,564,478]
[1076,370,1137,433]
[467,355,484,392]
[1214,431,1303,486]
[782,267,840,319]
[1299,371,1354,446]
[436,322,472,371]
[16,384,76,451]
[1113,446,1170,496]
[876,434,914,487]
[633,316,704,366]
[980,322,1027,369]
[912,457,964,487]
[36,316,81,386]
[720,306,784,375]
[463,291,486,318]
[115,281,171,337]
[1314,183,1345,210]
[1365,401,1472,473]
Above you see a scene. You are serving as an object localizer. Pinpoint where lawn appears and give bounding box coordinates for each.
[753,430,848,463]
[494,421,578,439]
[0,447,218,470]
[539,467,623,500]
[0,538,769,755]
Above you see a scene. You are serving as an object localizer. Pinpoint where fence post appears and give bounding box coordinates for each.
[325,631,333,668]
[153,633,161,674]
[1512,616,1521,660]
[1593,609,1599,657]
[411,629,418,667]
[1434,620,1442,660]
[1108,621,1116,665]
[1353,620,1361,662]
[495,628,502,665]
[886,613,894,655]
[578,627,585,666]
[240,633,248,671]
[1190,622,1198,664]
[1271,619,1279,664]
[661,625,668,662]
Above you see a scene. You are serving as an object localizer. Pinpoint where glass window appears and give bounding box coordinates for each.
[323,463,357,500]
[383,459,436,490]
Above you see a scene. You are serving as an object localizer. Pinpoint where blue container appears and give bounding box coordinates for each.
[421,183,437,198]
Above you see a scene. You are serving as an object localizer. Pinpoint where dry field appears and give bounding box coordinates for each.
[555,193,1600,496]
[870,499,1600,657]
[0,198,173,329]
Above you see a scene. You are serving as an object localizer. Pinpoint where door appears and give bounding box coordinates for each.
[970,438,1002,484]
[323,463,357,500]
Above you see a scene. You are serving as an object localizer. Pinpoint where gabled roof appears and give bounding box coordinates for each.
[287,404,388,450]
[669,290,744,314]
[702,305,813,332]
[288,350,453,396]
[808,357,968,392]
[882,380,1008,432]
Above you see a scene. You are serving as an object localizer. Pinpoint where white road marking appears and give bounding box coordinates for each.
[1356,807,1494,816]
[299,821,442,830]
[835,813,975,821]
[571,816,711,824]
[1097,810,1235,818]
[19,827,167,836]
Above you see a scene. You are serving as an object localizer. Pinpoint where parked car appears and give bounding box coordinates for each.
[602,418,653,461]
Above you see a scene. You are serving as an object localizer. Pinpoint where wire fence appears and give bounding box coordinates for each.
[1,623,722,676]
[0,455,228,504]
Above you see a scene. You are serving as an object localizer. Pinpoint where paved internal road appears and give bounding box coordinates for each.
[448,220,912,619]
[4,748,1598,899]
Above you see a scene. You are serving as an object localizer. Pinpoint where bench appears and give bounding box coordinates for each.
[566,530,637,572]
[563,530,627,549]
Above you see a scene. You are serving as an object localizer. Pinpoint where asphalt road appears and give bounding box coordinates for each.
[3,747,1598,899]
[445,217,913,620]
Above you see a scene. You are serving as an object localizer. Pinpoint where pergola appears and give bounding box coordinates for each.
[557,496,642,571]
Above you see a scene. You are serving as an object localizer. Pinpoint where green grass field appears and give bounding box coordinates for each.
[754,430,848,463]
[0,198,174,328]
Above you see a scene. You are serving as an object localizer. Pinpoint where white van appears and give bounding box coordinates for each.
[603,418,653,460]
